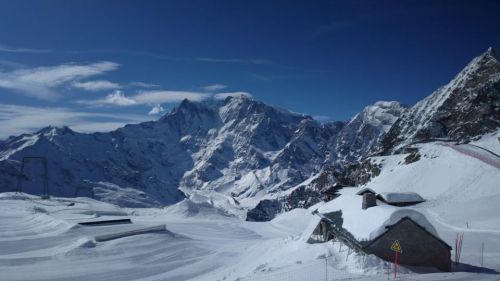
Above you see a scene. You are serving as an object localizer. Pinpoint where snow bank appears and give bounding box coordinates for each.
[163,191,245,219]
[270,208,313,236]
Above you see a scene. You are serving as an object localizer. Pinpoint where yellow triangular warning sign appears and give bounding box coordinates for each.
[391,240,403,253]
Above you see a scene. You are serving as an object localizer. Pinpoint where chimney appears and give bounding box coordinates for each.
[362,193,376,209]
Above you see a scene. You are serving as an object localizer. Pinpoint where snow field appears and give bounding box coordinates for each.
[365,142,500,271]
[1,141,499,280]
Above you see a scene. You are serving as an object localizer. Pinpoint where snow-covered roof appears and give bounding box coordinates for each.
[377,192,424,203]
[315,189,437,242]
[355,187,376,195]
[300,214,322,242]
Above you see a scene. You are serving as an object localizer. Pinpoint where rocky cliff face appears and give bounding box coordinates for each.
[380,47,500,154]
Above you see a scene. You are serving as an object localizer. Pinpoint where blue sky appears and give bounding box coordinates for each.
[0,0,499,138]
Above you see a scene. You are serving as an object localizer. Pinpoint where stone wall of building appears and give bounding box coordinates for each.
[364,219,451,271]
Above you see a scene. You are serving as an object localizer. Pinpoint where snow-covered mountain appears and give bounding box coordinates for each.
[0,48,498,218]
[335,101,406,162]
[0,95,400,210]
[380,47,500,153]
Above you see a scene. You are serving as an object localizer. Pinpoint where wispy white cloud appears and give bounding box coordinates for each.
[195,57,272,65]
[15,62,118,86]
[249,73,291,81]
[312,115,332,122]
[201,84,227,91]
[0,103,149,139]
[77,90,136,106]
[148,104,165,115]
[0,41,283,73]
[72,80,121,91]
[133,90,210,104]
[104,91,137,106]
[0,43,274,65]
[0,44,52,54]
[72,49,274,66]
[77,90,210,107]
[214,91,253,100]
[128,81,160,88]
[0,61,120,100]
[0,59,27,70]
[69,122,137,133]
[0,78,58,100]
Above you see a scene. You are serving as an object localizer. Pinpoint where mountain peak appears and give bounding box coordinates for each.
[485,46,499,62]
[34,126,75,142]
[160,98,218,121]
[221,93,252,101]
[380,47,500,153]
[372,101,402,108]
[349,101,405,127]
[37,125,74,135]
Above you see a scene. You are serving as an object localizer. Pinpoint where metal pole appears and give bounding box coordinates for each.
[16,160,25,193]
[17,157,49,198]
[387,261,390,280]
[481,242,484,267]
[325,255,327,281]
[42,158,49,198]
[394,251,398,278]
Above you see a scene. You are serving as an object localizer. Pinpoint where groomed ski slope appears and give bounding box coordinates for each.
[0,139,499,281]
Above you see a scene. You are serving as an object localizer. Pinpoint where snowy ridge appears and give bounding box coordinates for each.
[381,47,500,153]
[0,134,39,161]
[412,47,498,126]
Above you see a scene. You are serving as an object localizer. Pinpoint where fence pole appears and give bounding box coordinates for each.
[325,254,327,281]
[386,260,390,280]
[394,251,398,278]
[481,242,484,267]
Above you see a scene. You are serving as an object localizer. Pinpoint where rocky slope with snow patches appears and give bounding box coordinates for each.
[243,48,500,220]
[380,47,500,154]
[244,101,406,221]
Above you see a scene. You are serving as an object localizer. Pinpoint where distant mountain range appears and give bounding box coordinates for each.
[0,47,498,218]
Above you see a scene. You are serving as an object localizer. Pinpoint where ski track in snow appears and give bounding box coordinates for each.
[426,209,500,234]
[440,143,500,170]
